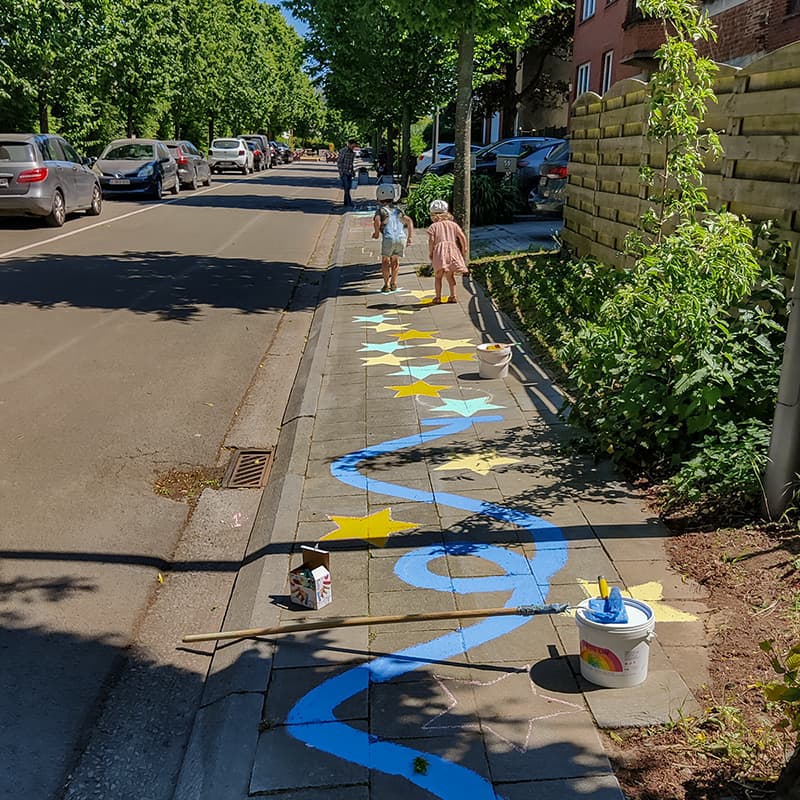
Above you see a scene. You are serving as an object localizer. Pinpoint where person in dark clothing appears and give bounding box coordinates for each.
[336,139,358,207]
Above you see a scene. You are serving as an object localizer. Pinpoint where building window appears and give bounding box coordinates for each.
[601,50,614,94]
[576,62,591,96]
[789,0,800,13]
[581,0,596,20]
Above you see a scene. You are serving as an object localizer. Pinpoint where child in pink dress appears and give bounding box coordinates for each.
[427,199,468,303]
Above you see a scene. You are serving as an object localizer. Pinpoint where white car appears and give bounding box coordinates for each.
[209,138,254,175]
[415,143,483,175]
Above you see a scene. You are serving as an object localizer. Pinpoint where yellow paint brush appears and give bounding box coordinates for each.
[597,575,610,600]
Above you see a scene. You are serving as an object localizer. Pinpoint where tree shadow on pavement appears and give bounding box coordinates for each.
[0,250,317,319]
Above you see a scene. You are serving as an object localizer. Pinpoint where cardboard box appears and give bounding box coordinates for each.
[289,546,332,610]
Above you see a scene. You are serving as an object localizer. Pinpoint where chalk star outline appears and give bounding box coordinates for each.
[423,668,584,752]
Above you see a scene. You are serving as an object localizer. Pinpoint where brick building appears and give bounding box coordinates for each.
[572,0,800,99]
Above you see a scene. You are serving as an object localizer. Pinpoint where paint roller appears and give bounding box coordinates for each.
[182,603,571,644]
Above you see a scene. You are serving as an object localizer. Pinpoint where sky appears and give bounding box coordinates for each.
[269,2,309,38]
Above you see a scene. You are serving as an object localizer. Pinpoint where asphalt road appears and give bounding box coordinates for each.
[0,161,341,800]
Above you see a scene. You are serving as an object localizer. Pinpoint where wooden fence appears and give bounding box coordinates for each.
[562,41,800,273]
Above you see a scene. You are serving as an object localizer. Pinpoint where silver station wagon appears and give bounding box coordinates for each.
[0,133,102,227]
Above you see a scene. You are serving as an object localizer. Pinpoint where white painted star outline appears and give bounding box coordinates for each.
[422,667,584,752]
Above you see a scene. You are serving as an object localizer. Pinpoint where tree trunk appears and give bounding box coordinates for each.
[501,55,519,138]
[453,26,474,251]
[38,91,49,134]
[401,105,411,190]
[386,124,397,179]
[208,116,215,148]
[776,746,800,800]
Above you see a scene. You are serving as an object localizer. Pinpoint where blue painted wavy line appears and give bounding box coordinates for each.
[286,415,568,799]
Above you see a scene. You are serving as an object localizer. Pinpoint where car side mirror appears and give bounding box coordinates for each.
[160,156,170,163]
[83,156,96,166]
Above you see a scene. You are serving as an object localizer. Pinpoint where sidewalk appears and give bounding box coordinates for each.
[176,202,708,800]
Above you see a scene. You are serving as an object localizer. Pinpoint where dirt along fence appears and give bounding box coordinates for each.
[562,41,800,276]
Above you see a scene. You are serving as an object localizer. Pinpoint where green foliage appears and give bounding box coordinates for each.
[761,640,800,744]
[406,174,454,227]
[406,172,520,228]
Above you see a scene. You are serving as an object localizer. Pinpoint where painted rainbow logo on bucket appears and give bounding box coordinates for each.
[580,639,624,672]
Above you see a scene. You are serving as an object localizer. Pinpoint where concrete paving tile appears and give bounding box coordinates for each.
[269,787,369,800]
[580,667,698,727]
[483,701,611,781]
[271,626,370,668]
[654,619,708,647]
[465,617,564,665]
[368,629,468,673]
[279,578,368,618]
[295,520,345,546]
[366,529,446,557]
[366,397,421,416]
[366,478,434,508]
[367,424,422,445]
[545,548,621,587]
[370,589,456,618]
[366,408,421,428]
[593,529,669,562]
[366,500,441,526]
[263,664,368,724]
[371,676,480,739]
[369,554,443,592]
[441,523,523,548]
[309,437,366,463]
[250,722,368,792]
[302,475,365,499]
[314,420,368,441]
[446,552,509,578]
[369,734,490,798]
[662,644,710,693]
[496,774,625,800]
[614,560,710,601]
[298,494,367,523]
[430,471,502,493]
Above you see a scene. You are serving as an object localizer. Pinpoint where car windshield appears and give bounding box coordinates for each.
[0,142,35,162]
[546,142,569,161]
[102,143,155,160]
[213,140,240,149]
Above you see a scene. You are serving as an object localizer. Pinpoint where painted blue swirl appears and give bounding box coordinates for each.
[286,415,567,798]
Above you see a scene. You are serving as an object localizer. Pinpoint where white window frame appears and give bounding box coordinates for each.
[576,62,591,97]
[601,50,614,94]
[581,0,596,20]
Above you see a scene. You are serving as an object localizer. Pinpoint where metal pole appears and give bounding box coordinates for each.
[764,261,800,519]
[432,106,440,166]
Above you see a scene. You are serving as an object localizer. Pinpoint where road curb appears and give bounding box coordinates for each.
[172,219,347,800]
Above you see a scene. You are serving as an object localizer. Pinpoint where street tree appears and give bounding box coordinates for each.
[383,0,557,244]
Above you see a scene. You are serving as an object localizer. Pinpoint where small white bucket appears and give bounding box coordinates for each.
[476,343,512,379]
[575,597,656,688]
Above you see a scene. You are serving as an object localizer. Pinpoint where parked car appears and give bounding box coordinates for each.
[246,141,266,171]
[163,139,212,189]
[209,137,253,174]
[425,136,566,194]
[416,143,482,176]
[94,138,180,200]
[240,135,271,168]
[271,141,291,164]
[0,133,102,227]
[528,140,570,216]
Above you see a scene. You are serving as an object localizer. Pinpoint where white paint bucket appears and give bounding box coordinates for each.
[476,343,512,379]
[575,597,656,688]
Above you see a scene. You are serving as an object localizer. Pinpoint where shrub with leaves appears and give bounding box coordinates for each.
[406,173,454,227]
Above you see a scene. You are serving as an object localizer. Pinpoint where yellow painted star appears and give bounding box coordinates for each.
[392,329,438,341]
[403,290,436,300]
[360,354,413,367]
[433,451,520,476]
[370,322,409,333]
[576,579,698,622]
[424,351,476,364]
[385,380,450,398]
[321,508,419,548]
[421,337,475,351]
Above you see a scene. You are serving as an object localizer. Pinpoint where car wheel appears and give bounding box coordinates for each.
[45,189,66,227]
[152,178,163,200]
[241,165,248,175]
[204,171,212,186]
[171,176,180,195]
[86,184,102,216]
[188,170,198,190]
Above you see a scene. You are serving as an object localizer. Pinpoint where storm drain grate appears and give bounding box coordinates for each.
[223,449,273,488]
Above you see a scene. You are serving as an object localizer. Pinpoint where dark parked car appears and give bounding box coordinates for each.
[246,141,266,171]
[94,139,180,200]
[0,133,102,227]
[528,140,570,216]
[425,136,566,194]
[240,135,271,168]
[163,140,212,189]
[271,141,291,164]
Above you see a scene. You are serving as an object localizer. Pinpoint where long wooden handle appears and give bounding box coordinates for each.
[182,603,568,643]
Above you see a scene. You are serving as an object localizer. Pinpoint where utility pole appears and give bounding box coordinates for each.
[431,106,440,166]
[764,259,800,519]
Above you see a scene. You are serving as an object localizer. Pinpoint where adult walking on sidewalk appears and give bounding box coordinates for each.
[337,139,358,208]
